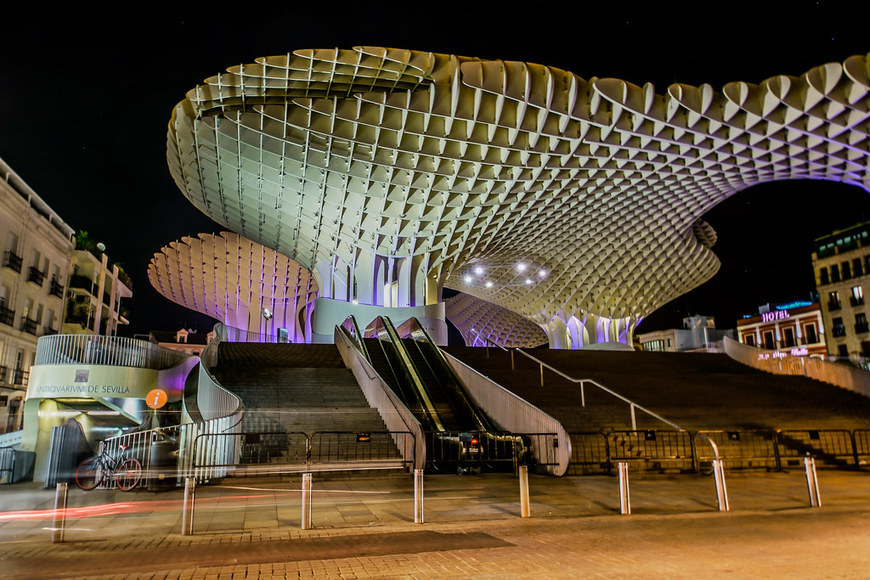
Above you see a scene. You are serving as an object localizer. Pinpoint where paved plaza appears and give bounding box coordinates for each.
[1,469,869,578]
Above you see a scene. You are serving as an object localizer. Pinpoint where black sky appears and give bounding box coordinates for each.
[1,3,868,336]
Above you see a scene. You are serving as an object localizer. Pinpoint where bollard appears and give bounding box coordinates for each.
[413,469,424,524]
[181,477,196,535]
[712,459,730,512]
[51,483,68,543]
[804,456,822,508]
[617,462,630,515]
[519,465,530,518]
[301,472,313,530]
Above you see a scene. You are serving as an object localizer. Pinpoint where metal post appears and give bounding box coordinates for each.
[804,456,822,508]
[712,459,730,512]
[181,476,196,535]
[510,349,515,370]
[519,465,530,518]
[413,469,424,524]
[539,363,544,388]
[51,483,68,543]
[617,462,630,515]
[580,381,586,407]
[630,404,637,431]
[301,472,313,530]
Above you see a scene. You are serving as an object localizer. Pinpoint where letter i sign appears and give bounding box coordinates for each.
[146,388,168,409]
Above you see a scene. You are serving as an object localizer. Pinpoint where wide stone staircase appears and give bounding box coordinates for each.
[445,347,870,432]
[212,344,400,467]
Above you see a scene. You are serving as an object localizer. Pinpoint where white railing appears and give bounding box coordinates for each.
[445,353,571,476]
[35,334,190,369]
[723,336,870,398]
[334,322,425,470]
[214,323,288,344]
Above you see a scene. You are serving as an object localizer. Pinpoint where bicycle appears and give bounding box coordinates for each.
[75,445,142,491]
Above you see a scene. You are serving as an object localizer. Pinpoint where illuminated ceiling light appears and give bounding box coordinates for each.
[473,266,485,276]
[463,275,473,284]
[538,269,547,277]
[485,281,493,288]
[525,278,533,285]
[516,263,527,273]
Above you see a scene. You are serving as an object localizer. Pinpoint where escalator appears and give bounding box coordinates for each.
[346,316,522,472]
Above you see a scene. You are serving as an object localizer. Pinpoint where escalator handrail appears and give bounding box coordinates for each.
[365,316,446,432]
[340,316,371,363]
[395,318,499,434]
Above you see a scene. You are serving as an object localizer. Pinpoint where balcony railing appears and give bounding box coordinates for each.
[42,325,58,336]
[851,296,865,307]
[832,324,847,337]
[27,267,45,287]
[0,305,14,327]
[2,252,22,273]
[49,279,64,299]
[828,300,842,311]
[20,317,38,336]
[0,366,6,383]
[856,322,869,334]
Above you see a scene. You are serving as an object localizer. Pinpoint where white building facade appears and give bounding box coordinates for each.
[0,157,75,433]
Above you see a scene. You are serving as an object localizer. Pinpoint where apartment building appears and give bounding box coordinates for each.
[0,157,75,432]
[812,222,870,360]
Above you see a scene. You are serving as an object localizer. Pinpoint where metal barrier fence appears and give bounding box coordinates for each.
[567,432,610,475]
[696,430,780,471]
[609,430,696,473]
[777,429,857,470]
[194,430,417,476]
[570,428,870,474]
[0,446,14,484]
[854,429,870,469]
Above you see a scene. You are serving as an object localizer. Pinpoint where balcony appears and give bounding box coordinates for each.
[3,251,22,273]
[27,266,45,287]
[828,300,842,311]
[0,304,14,326]
[832,324,847,337]
[851,296,865,307]
[20,316,38,336]
[49,279,64,299]
[69,274,95,293]
[42,325,58,336]
[856,322,870,334]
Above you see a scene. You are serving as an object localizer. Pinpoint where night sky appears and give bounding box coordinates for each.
[1,3,868,337]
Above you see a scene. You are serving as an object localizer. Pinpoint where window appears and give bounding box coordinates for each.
[763,331,775,350]
[852,286,864,306]
[783,327,795,348]
[829,291,841,311]
[819,268,830,285]
[856,313,868,334]
[832,317,846,337]
[831,264,841,282]
[862,341,870,357]
[843,261,852,279]
[804,323,818,344]
[743,334,755,346]
[838,344,849,357]
[854,258,864,277]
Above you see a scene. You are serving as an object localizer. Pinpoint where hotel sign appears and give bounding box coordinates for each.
[761,310,790,323]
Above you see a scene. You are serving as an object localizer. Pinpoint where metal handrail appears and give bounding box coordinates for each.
[512,347,722,462]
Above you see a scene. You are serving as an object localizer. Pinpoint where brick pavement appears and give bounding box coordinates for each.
[1,470,870,578]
